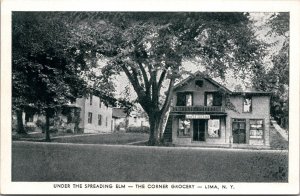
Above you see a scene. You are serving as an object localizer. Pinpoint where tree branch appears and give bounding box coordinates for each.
[120,63,144,99]
[120,61,153,113]
[157,69,167,91]
[160,78,175,116]
[137,62,150,91]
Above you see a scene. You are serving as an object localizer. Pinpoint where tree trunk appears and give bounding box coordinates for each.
[158,108,170,141]
[16,110,26,134]
[148,113,162,146]
[45,110,51,142]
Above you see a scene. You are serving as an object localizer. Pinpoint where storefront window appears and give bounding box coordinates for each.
[249,119,263,139]
[178,118,191,137]
[208,119,220,137]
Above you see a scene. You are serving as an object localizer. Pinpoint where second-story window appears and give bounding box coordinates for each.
[206,93,214,106]
[186,94,192,106]
[90,94,93,105]
[88,112,93,124]
[177,92,193,106]
[106,117,108,127]
[99,100,102,108]
[243,96,252,112]
[206,92,222,106]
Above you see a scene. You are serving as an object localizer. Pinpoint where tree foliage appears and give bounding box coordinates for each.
[65,12,265,145]
[252,13,289,128]
[12,12,91,139]
[13,12,267,144]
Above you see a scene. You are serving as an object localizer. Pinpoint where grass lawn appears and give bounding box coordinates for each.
[13,131,149,145]
[12,142,288,182]
[52,132,149,144]
[12,131,82,140]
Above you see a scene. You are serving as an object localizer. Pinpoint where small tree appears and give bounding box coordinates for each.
[12,12,90,141]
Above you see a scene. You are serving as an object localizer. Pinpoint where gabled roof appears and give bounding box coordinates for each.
[112,108,127,118]
[173,71,232,92]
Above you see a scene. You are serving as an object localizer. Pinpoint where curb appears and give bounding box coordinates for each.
[12,141,288,153]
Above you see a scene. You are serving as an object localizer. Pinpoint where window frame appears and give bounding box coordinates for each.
[207,118,221,138]
[98,114,102,126]
[176,92,193,106]
[205,92,222,106]
[89,94,93,105]
[25,113,34,123]
[243,95,252,113]
[249,119,264,139]
[195,80,204,88]
[88,112,93,124]
[177,117,191,138]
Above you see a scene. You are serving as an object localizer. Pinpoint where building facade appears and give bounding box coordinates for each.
[112,108,150,132]
[127,111,149,128]
[165,72,271,148]
[112,107,127,132]
[16,94,113,134]
[77,94,113,133]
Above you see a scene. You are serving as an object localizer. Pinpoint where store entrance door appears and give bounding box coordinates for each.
[232,119,246,144]
[193,119,206,141]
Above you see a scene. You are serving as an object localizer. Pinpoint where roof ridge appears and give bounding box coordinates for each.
[173,71,232,92]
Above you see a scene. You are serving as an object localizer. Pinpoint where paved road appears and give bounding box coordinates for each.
[12,141,288,182]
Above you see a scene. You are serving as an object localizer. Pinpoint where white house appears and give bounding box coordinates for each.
[77,94,113,133]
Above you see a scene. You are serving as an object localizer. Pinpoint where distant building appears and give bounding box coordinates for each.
[14,94,113,134]
[112,107,127,132]
[77,94,113,133]
[112,108,149,132]
[127,110,149,128]
[163,71,271,148]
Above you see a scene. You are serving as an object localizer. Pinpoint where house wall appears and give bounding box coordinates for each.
[112,117,127,132]
[170,76,270,148]
[225,95,270,146]
[128,116,149,127]
[171,116,227,146]
[76,95,113,133]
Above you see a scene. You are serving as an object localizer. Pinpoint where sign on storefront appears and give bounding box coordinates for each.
[185,114,210,119]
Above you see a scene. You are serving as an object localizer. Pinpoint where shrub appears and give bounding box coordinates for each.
[49,128,58,133]
[35,119,43,127]
[77,128,84,133]
[127,126,150,133]
[25,126,36,132]
[36,119,47,131]
[66,129,73,133]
